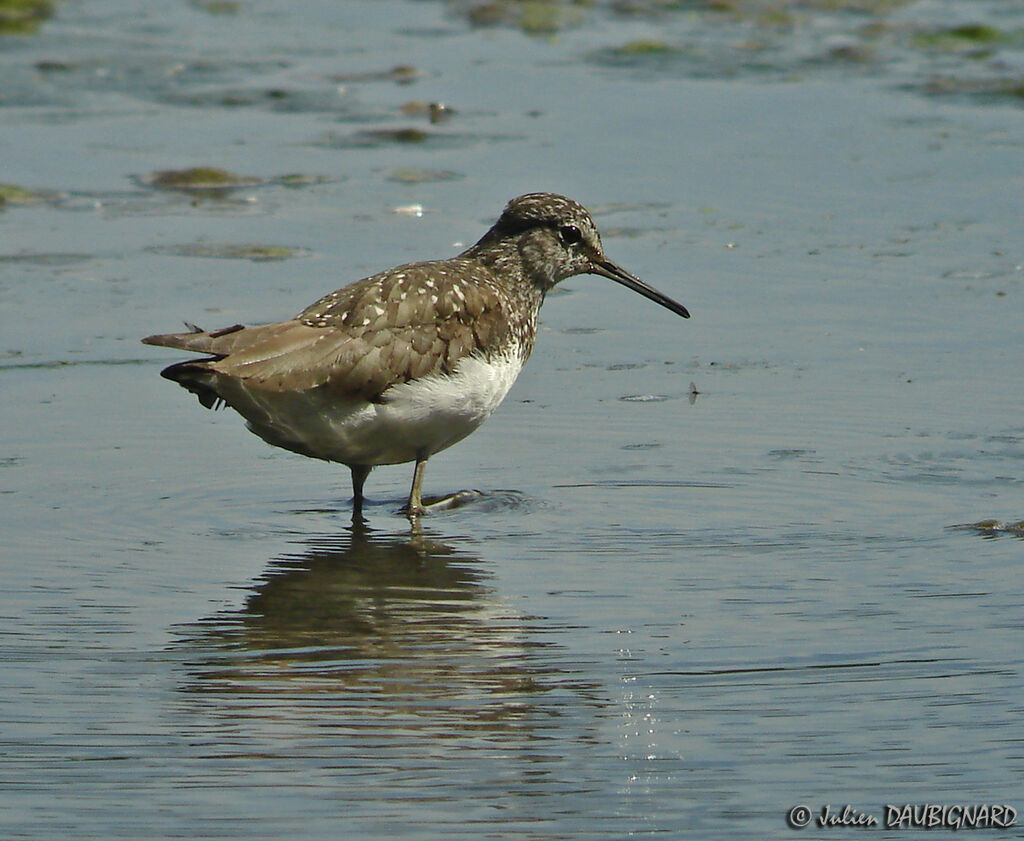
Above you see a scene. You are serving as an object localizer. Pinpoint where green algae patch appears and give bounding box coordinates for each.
[220,244,304,261]
[707,0,910,14]
[371,128,430,144]
[614,39,677,55]
[145,167,264,192]
[590,39,690,68]
[276,173,332,188]
[0,0,54,35]
[146,243,311,262]
[189,0,242,13]
[519,1,583,35]
[385,168,464,184]
[0,184,41,203]
[911,24,1010,51]
[330,64,422,85]
[0,183,61,205]
[317,128,436,148]
[949,24,1004,41]
[928,77,1024,101]
[464,0,585,35]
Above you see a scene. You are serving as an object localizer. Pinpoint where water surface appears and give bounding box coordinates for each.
[2,1,1023,838]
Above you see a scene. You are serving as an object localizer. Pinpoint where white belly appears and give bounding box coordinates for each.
[236,349,525,466]
[363,351,524,464]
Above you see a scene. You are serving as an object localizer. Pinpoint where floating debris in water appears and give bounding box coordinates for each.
[310,128,493,151]
[34,59,71,72]
[367,127,429,143]
[330,64,422,85]
[949,519,1024,538]
[768,448,817,459]
[620,393,669,403]
[399,101,456,123]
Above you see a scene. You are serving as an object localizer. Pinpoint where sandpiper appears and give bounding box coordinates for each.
[143,193,690,516]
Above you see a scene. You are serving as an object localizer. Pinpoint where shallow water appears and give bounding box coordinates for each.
[2,1,1023,838]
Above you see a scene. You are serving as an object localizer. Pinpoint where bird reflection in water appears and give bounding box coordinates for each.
[174,521,599,740]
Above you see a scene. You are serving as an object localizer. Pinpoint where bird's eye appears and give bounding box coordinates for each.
[558,225,583,246]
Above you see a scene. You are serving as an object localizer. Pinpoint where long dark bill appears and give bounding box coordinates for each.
[593,259,690,319]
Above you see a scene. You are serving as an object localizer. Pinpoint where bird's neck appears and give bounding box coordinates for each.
[461,241,545,301]
[456,244,545,363]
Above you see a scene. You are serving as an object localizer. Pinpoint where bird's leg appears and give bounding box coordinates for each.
[406,458,480,514]
[350,464,371,513]
[405,457,428,518]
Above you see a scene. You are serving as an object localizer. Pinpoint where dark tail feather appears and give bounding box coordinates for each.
[160,359,224,410]
[142,323,244,353]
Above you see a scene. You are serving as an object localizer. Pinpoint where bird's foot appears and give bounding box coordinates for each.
[402,503,427,519]
[402,489,482,517]
[424,489,483,510]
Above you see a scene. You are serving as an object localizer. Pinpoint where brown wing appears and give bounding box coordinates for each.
[144,259,513,403]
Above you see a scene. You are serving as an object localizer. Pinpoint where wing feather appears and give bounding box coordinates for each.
[145,259,514,404]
